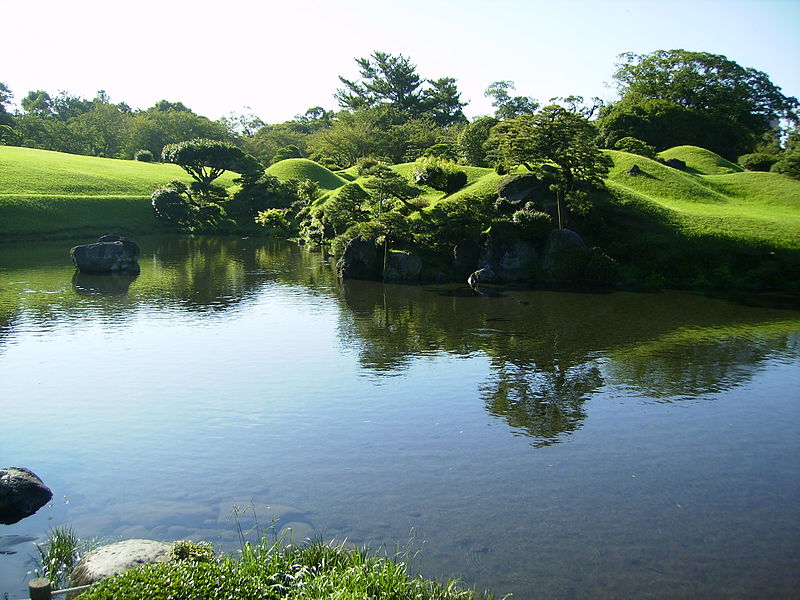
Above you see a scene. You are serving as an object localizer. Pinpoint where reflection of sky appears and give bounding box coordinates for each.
[2,240,800,599]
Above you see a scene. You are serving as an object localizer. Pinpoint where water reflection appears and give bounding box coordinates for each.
[73,271,138,296]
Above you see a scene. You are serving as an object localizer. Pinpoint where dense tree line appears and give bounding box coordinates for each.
[1,49,797,176]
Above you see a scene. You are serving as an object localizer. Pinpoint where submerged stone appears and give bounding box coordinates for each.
[0,467,53,525]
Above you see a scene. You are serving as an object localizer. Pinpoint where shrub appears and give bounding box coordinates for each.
[613,136,657,159]
[271,144,303,164]
[512,208,552,242]
[151,183,194,225]
[770,149,800,179]
[545,245,618,287]
[255,208,292,236]
[738,152,780,171]
[323,183,370,236]
[356,156,383,176]
[412,156,468,193]
[134,149,154,162]
[422,142,456,160]
[169,540,214,563]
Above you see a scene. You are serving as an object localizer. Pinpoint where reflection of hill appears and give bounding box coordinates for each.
[336,283,800,445]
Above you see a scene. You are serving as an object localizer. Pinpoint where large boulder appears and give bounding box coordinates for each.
[497,174,548,207]
[383,251,422,283]
[68,539,171,597]
[542,228,586,270]
[663,157,687,170]
[0,467,52,525]
[70,235,140,274]
[336,237,382,280]
[478,222,539,283]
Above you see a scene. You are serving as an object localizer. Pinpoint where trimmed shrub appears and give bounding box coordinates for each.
[412,156,468,193]
[770,149,800,180]
[613,136,657,159]
[151,182,193,225]
[134,149,154,162]
[271,144,302,164]
[512,208,552,242]
[738,152,780,171]
[255,208,292,236]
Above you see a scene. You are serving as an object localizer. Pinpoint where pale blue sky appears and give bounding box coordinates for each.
[3,0,799,123]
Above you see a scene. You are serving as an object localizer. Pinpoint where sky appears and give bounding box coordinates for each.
[3,0,799,124]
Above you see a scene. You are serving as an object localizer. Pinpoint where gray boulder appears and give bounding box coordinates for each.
[336,237,382,280]
[68,539,171,597]
[70,235,140,274]
[0,467,53,525]
[497,174,548,206]
[627,164,642,176]
[542,228,586,270]
[384,251,422,283]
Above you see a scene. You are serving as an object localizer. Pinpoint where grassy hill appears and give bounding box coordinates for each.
[0,147,238,239]
[2,145,798,292]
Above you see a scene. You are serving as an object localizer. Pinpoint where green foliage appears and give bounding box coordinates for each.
[32,526,83,588]
[255,208,292,236]
[608,49,799,158]
[738,152,780,172]
[227,173,301,222]
[134,149,154,162]
[336,51,467,126]
[484,80,539,120]
[412,156,468,193]
[161,138,262,190]
[363,163,423,214]
[271,144,303,164]
[613,136,656,158]
[457,116,499,167]
[493,105,612,226]
[771,149,800,180]
[512,206,553,241]
[169,540,215,563]
[78,538,489,600]
[422,142,455,160]
[322,182,371,235]
[151,180,195,225]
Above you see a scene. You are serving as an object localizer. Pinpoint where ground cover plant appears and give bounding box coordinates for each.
[75,537,493,600]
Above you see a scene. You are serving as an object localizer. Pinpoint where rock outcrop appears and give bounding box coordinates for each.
[68,539,171,597]
[70,234,140,274]
[0,467,52,525]
[336,238,382,280]
[384,251,422,283]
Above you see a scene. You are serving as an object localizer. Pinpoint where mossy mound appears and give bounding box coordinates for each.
[657,145,743,175]
[266,158,349,192]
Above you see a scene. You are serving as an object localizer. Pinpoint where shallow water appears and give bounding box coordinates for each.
[1,236,798,599]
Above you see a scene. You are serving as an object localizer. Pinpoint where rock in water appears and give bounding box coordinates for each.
[0,467,53,525]
[68,539,171,597]
[337,237,382,280]
[70,235,140,274]
[384,251,422,283]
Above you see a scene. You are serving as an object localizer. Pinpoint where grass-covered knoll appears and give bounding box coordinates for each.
[78,538,492,600]
[604,148,800,250]
[266,158,349,192]
[0,147,238,239]
[657,145,743,175]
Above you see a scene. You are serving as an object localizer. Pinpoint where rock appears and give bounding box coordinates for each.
[497,174,548,206]
[478,222,539,283]
[468,267,500,287]
[664,157,687,170]
[70,235,140,274]
[336,237,382,280]
[627,164,642,176]
[68,539,170,597]
[383,251,422,283]
[542,228,586,270]
[0,467,52,525]
[453,239,481,279]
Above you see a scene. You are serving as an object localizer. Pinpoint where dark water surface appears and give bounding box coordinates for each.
[1,236,798,599]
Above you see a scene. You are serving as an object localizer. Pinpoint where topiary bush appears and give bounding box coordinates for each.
[134,149,154,162]
[271,144,303,164]
[770,149,800,179]
[738,152,780,171]
[512,207,552,242]
[411,156,468,193]
[613,136,657,159]
[151,181,194,225]
[255,208,293,237]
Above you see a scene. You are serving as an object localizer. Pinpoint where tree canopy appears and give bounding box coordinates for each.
[604,49,799,157]
[161,139,261,189]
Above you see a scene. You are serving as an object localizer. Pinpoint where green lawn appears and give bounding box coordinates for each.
[0,147,237,239]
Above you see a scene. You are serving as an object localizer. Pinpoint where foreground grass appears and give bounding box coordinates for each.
[78,538,495,600]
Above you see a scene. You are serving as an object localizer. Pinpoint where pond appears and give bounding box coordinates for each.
[1,236,798,599]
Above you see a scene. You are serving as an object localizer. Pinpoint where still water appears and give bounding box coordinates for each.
[1,236,798,599]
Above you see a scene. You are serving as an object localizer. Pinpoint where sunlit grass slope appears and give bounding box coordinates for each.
[266,158,349,192]
[604,148,800,249]
[657,145,743,175]
[0,147,238,239]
